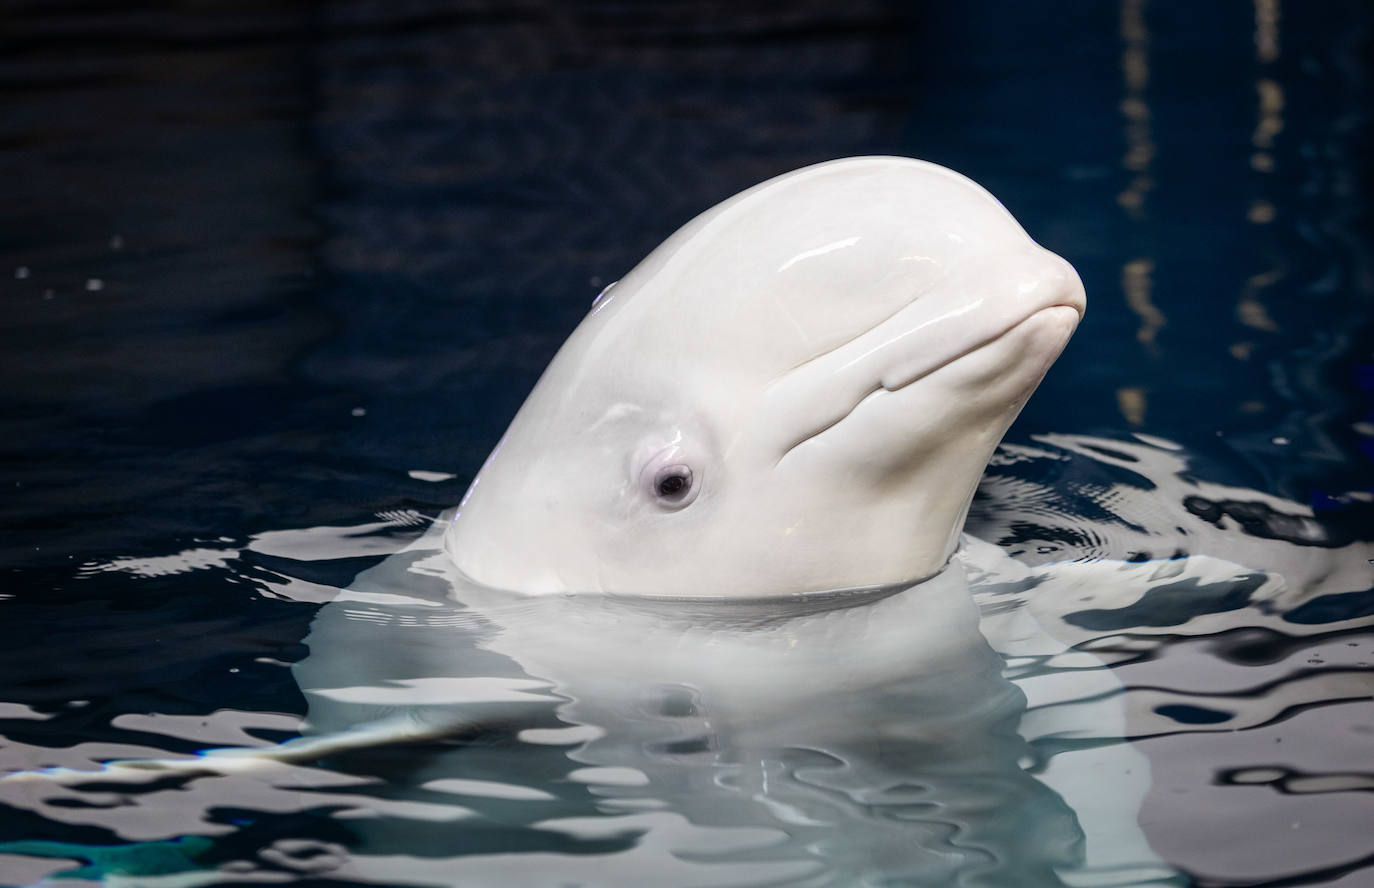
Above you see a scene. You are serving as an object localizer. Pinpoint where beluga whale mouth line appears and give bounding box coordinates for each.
[445,156,1087,598]
[772,300,1084,466]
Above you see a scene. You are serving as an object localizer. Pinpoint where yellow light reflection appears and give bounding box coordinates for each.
[1240,0,1285,351]
[1117,387,1147,426]
[1123,258,1165,348]
[1117,0,1163,427]
[1254,0,1280,63]
[1117,0,1153,217]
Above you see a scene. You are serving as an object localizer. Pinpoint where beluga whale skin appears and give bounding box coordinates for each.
[448,156,1086,598]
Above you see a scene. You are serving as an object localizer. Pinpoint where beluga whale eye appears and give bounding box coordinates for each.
[654,465,693,502]
[639,446,701,510]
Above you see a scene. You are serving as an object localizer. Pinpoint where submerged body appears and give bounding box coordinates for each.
[289,518,1172,887]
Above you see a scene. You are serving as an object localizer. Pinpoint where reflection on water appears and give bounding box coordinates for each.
[291,548,1081,887]
[1117,0,1158,428]
[1117,0,1154,221]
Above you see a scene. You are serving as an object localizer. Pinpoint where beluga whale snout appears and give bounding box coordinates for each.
[447,157,1085,597]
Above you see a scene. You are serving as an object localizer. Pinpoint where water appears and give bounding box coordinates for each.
[1,1,1371,885]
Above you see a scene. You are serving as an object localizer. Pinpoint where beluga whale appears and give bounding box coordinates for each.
[448,156,1085,598]
[17,158,1219,887]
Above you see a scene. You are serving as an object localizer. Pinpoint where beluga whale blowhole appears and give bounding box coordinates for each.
[447,156,1086,598]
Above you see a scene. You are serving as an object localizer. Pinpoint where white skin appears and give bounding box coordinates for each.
[446,157,1086,597]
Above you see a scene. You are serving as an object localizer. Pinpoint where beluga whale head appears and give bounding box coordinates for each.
[447,157,1085,597]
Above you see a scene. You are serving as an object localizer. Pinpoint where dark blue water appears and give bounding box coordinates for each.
[1,1,1371,885]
